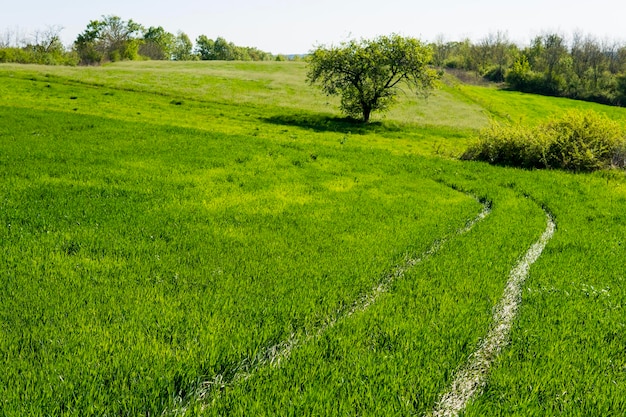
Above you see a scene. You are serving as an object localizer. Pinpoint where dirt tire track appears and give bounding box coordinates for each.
[429,212,555,417]
[167,198,492,414]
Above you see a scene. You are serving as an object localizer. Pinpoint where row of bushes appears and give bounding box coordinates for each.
[504,55,626,106]
[462,110,626,171]
[0,47,79,65]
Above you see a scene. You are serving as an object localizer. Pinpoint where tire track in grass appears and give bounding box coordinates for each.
[168,197,492,414]
[429,211,555,417]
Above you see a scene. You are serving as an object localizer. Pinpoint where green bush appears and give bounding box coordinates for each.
[461,122,545,168]
[462,110,626,171]
[544,110,624,171]
[483,65,506,82]
[0,47,79,66]
[0,47,34,64]
[612,142,626,168]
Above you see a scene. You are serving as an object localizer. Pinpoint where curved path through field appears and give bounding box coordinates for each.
[170,197,492,413]
[172,193,556,417]
[429,211,556,417]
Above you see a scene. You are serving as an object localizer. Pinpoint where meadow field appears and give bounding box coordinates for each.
[0,61,625,416]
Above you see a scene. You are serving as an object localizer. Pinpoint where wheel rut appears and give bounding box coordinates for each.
[168,197,492,414]
[429,211,556,417]
[169,196,555,417]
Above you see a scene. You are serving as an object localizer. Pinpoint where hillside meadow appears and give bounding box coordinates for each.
[0,61,625,416]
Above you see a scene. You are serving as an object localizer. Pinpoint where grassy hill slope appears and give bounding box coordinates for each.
[0,61,624,416]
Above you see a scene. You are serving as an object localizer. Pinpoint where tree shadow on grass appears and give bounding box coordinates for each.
[261,112,401,135]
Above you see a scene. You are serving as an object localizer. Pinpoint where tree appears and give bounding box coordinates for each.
[195,35,273,61]
[26,25,69,64]
[505,55,537,92]
[172,31,194,60]
[195,35,215,60]
[0,25,78,65]
[529,33,570,94]
[307,34,439,123]
[140,26,175,60]
[212,36,236,60]
[431,34,451,68]
[616,74,626,106]
[195,36,239,60]
[31,26,65,54]
[473,31,517,81]
[74,15,143,64]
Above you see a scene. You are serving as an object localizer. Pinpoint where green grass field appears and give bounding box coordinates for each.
[1,61,625,416]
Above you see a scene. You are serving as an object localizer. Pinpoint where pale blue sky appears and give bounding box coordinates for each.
[1,0,624,54]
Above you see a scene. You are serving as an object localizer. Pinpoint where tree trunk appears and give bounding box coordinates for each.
[362,105,371,123]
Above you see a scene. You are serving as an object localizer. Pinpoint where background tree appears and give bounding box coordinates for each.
[212,36,237,60]
[27,25,67,64]
[74,15,143,64]
[616,74,626,105]
[195,35,215,60]
[307,34,439,123]
[0,25,77,65]
[171,31,194,60]
[0,28,22,48]
[140,26,175,60]
[195,35,273,61]
[612,43,626,74]
[431,34,451,68]
[31,26,65,54]
[472,31,517,81]
[529,33,570,94]
[569,33,605,96]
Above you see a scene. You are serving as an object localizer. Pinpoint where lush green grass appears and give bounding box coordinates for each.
[463,168,626,416]
[0,64,483,415]
[1,61,625,416]
[449,81,626,127]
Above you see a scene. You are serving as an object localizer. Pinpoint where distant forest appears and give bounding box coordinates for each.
[0,15,293,66]
[2,16,626,106]
[432,31,626,106]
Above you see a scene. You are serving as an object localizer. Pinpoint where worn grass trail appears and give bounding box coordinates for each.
[461,169,626,416]
[193,179,549,416]
[171,198,492,414]
[431,212,555,417]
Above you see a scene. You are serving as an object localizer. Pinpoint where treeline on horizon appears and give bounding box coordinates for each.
[2,16,626,106]
[433,31,626,106]
[0,16,297,66]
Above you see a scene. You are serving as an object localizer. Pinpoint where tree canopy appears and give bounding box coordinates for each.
[307,34,439,123]
[195,35,273,61]
[69,15,277,64]
[139,26,175,60]
[172,31,194,61]
[431,31,626,106]
[74,15,143,64]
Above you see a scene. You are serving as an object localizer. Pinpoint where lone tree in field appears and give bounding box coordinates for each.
[307,34,439,123]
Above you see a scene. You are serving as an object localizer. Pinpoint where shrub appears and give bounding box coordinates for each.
[543,110,624,171]
[0,47,79,66]
[483,65,506,83]
[461,122,547,168]
[0,47,33,64]
[462,110,626,172]
[612,142,626,169]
